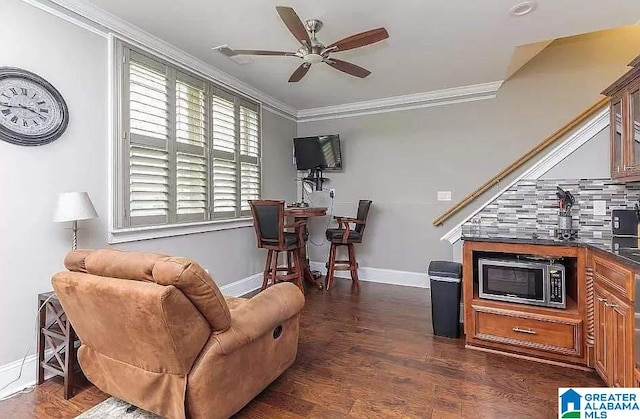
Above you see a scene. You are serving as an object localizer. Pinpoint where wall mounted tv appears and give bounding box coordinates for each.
[293,134,342,171]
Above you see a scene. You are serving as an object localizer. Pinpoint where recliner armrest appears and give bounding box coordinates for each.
[211,282,304,355]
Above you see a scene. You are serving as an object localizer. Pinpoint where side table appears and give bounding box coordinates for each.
[36,291,82,399]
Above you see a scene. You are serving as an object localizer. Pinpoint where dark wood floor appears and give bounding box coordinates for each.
[0,278,603,418]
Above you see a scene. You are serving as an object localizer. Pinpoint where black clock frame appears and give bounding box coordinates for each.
[0,67,69,146]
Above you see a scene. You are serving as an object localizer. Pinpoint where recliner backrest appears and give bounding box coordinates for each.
[63,249,232,331]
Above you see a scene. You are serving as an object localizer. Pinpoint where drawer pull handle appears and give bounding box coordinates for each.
[597,297,607,302]
[512,327,537,335]
[605,302,618,308]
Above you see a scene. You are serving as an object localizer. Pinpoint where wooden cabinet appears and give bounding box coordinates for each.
[463,240,587,366]
[462,240,638,380]
[590,249,636,388]
[603,55,640,182]
[594,285,634,387]
[610,292,633,387]
[594,286,609,379]
[473,305,582,357]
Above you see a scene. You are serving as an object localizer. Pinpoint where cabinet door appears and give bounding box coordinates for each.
[628,88,640,174]
[609,292,634,388]
[611,99,625,177]
[594,286,610,382]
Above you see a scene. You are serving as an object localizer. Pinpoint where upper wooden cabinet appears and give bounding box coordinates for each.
[603,55,640,182]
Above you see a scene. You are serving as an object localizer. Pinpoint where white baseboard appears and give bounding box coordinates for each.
[0,271,262,400]
[309,262,430,289]
[219,273,263,297]
[0,350,54,400]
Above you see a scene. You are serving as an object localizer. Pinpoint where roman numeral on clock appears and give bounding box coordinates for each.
[1,109,10,116]
[10,115,18,124]
[9,88,18,95]
[23,120,28,127]
[21,88,27,96]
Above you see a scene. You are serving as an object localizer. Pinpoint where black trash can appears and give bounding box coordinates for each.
[428,260,463,338]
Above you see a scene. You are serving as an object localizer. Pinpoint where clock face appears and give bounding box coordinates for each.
[0,68,68,146]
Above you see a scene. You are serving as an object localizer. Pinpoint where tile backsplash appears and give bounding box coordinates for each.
[462,179,640,241]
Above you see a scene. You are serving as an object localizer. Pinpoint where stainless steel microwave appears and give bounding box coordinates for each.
[478,258,566,309]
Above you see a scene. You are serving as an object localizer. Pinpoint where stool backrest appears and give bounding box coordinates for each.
[249,200,284,247]
[356,200,373,234]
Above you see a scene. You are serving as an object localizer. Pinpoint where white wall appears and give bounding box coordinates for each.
[297,27,640,274]
[0,0,296,373]
[541,127,610,180]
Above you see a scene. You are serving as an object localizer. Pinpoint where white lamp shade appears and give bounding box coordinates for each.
[53,192,98,223]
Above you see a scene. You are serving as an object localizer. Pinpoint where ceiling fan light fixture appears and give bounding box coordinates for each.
[303,53,324,64]
[224,6,389,82]
[509,1,537,17]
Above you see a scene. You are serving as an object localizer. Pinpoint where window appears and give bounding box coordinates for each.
[115,44,261,231]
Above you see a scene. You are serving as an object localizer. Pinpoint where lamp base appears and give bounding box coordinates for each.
[72,220,78,251]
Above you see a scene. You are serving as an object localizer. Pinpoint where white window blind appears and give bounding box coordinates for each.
[176,73,208,222]
[118,45,261,230]
[127,52,171,226]
[239,104,260,214]
[212,91,238,218]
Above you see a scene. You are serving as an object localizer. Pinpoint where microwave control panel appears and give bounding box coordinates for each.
[549,268,564,304]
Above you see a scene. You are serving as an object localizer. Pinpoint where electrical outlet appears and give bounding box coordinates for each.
[593,200,607,216]
[329,188,335,199]
[593,231,603,239]
[437,191,452,201]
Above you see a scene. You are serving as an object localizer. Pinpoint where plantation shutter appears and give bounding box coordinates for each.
[211,89,238,218]
[118,42,261,230]
[126,51,172,227]
[239,102,260,215]
[176,72,209,222]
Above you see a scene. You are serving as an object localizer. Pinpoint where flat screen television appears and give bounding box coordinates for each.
[293,134,342,171]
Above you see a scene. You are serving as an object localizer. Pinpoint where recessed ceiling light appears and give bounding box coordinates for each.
[509,1,538,17]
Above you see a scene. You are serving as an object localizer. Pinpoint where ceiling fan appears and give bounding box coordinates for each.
[216,6,389,82]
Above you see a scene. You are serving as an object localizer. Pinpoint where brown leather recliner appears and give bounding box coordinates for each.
[51,249,305,419]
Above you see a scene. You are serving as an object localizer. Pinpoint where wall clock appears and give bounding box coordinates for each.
[0,67,69,146]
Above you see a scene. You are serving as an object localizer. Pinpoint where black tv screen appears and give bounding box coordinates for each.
[293,135,342,171]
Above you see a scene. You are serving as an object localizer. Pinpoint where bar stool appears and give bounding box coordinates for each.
[325,200,372,291]
[249,200,306,292]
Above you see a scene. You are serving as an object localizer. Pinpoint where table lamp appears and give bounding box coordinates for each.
[53,192,98,250]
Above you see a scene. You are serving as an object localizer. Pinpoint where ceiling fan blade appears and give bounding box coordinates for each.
[276,6,311,46]
[233,49,297,56]
[326,28,389,52]
[325,59,371,78]
[289,63,311,82]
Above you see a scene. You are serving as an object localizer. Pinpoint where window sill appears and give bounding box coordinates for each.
[109,218,254,244]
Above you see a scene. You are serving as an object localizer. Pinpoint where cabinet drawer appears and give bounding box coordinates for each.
[473,307,582,356]
[593,255,634,300]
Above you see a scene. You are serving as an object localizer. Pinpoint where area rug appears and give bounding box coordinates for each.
[76,397,160,418]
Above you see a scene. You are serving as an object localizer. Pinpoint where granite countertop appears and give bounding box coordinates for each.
[461,232,640,270]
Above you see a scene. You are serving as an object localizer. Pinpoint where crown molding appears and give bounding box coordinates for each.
[25,0,298,120]
[23,0,505,123]
[296,81,504,122]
